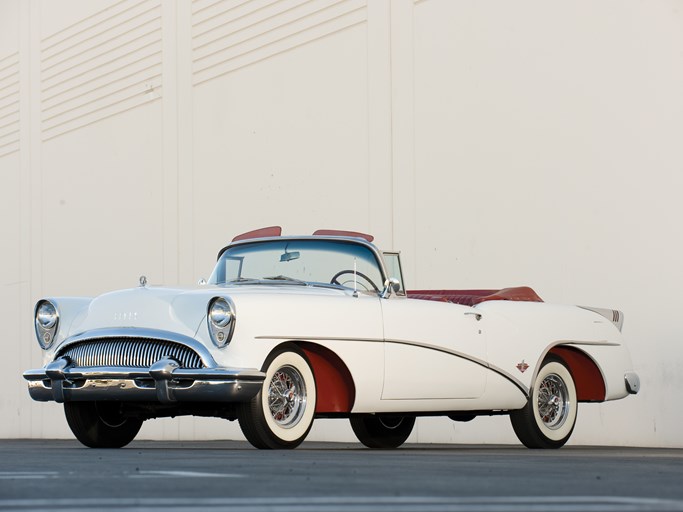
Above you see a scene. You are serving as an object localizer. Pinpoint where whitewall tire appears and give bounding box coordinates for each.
[238,345,317,449]
[510,355,578,449]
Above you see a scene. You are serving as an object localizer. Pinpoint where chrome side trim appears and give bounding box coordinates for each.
[384,338,529,398]
[55,328,218,368]
[255,335,384,343]
[561,340,620,347]
[255,335,529,397]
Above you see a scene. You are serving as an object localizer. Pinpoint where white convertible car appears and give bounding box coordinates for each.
[25,227,639,449]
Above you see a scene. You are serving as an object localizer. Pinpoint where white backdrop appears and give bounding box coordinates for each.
[1,0,681,447]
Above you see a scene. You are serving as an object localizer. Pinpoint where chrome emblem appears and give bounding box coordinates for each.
[114,312,138,322]
[139,275,148,287]
[516,360,529,373]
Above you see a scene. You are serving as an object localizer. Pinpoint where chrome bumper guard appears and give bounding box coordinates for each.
[624,371,640,395]
[23,357,265,404]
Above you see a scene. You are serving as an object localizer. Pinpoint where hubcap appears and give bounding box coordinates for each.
[537,373,570,430]
[267,365,306,428]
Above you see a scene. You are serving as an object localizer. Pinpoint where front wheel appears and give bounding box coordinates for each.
[238,346,317,449]
[510,355,577,449]
[350,415,415,449]
[64,402,143,448]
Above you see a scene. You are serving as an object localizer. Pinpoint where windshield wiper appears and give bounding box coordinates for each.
[262,275,308,286]
[227,277,260,284]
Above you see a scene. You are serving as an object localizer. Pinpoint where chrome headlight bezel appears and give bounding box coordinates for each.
[35,299,59,349]
[207,297,236,348]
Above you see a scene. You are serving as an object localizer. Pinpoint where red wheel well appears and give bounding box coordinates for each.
[548,346,606,402]
[296,342,356,414]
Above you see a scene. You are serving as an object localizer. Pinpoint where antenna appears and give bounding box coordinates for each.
[353,257,358,297]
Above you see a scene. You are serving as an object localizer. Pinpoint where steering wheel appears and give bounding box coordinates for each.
[330,270,380,293]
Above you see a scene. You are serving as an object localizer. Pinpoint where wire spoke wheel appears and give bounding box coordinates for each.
[537,373,570,430]
[267,365,306,428]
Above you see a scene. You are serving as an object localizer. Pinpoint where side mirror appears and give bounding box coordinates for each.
[381,277,401,299]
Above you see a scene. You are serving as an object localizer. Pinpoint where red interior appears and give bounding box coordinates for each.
[407,286,543,306]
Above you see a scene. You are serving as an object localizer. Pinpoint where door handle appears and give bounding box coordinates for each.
[464,311,482,321]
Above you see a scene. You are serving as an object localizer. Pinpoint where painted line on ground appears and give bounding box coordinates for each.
[0,496,682,512]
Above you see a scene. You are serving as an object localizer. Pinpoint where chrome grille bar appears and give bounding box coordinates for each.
[59,338,204,369]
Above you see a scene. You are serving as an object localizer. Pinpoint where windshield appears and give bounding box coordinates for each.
[209,239,385,293]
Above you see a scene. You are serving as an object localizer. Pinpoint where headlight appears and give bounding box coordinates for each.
[37,301,58,328]
[35,299,59,349]
[209,299,233,328]
[207,297,235,348]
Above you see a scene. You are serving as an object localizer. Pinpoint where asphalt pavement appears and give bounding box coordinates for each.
[1,440,682,511]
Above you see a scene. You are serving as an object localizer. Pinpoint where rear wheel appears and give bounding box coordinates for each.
[510,355,577,449]
[350,415,415,449]
[238,346,317,449]
[64,402,142,448]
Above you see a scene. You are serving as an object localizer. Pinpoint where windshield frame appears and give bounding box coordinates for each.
[211,236,390,292]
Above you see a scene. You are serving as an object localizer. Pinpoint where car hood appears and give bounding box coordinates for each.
[68,283,353,339]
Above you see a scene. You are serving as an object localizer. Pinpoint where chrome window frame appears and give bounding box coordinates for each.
[212,236,391,293]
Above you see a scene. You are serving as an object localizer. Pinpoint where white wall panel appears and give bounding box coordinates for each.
[0,51,19,158]
[40,0,163,141]
[0,0,22,439]
[192,10,370,276]
[2,0,681,447]
[40,103,165,296]
[410,0,683,447]
[0,146,22,438]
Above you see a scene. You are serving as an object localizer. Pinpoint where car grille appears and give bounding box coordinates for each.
[58,338,204,369]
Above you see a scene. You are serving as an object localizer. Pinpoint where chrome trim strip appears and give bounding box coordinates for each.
[255,335,384,343]
[255,335,529,397]
[561,340,620,347]
[384,338,529,397]
[56,328,218,368]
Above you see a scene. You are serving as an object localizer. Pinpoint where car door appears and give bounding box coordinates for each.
[380,296,488,399]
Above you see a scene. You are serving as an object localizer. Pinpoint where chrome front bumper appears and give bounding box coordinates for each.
[23,357,265,404]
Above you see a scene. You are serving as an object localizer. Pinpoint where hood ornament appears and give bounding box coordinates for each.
[139,275,148,287]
